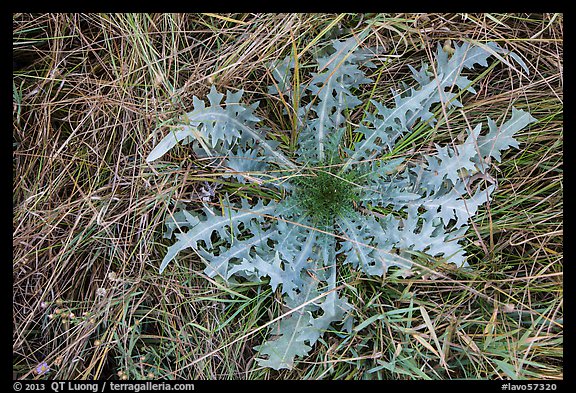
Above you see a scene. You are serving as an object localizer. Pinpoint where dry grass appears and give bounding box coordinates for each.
[13,13,562,380]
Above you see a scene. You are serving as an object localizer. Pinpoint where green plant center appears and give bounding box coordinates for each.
[294,169,359,227]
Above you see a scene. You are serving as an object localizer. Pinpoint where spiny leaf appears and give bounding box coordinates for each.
[159,198,277,274]
[476,107,537,162]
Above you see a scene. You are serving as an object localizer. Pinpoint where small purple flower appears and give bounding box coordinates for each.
[35,361,49,375]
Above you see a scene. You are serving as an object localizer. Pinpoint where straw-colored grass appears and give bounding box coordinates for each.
[13,13,562,380]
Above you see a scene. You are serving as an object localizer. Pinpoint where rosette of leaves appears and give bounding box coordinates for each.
[145,36,536,370]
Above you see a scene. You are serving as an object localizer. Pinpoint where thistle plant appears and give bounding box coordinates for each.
[145,35,536,370]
